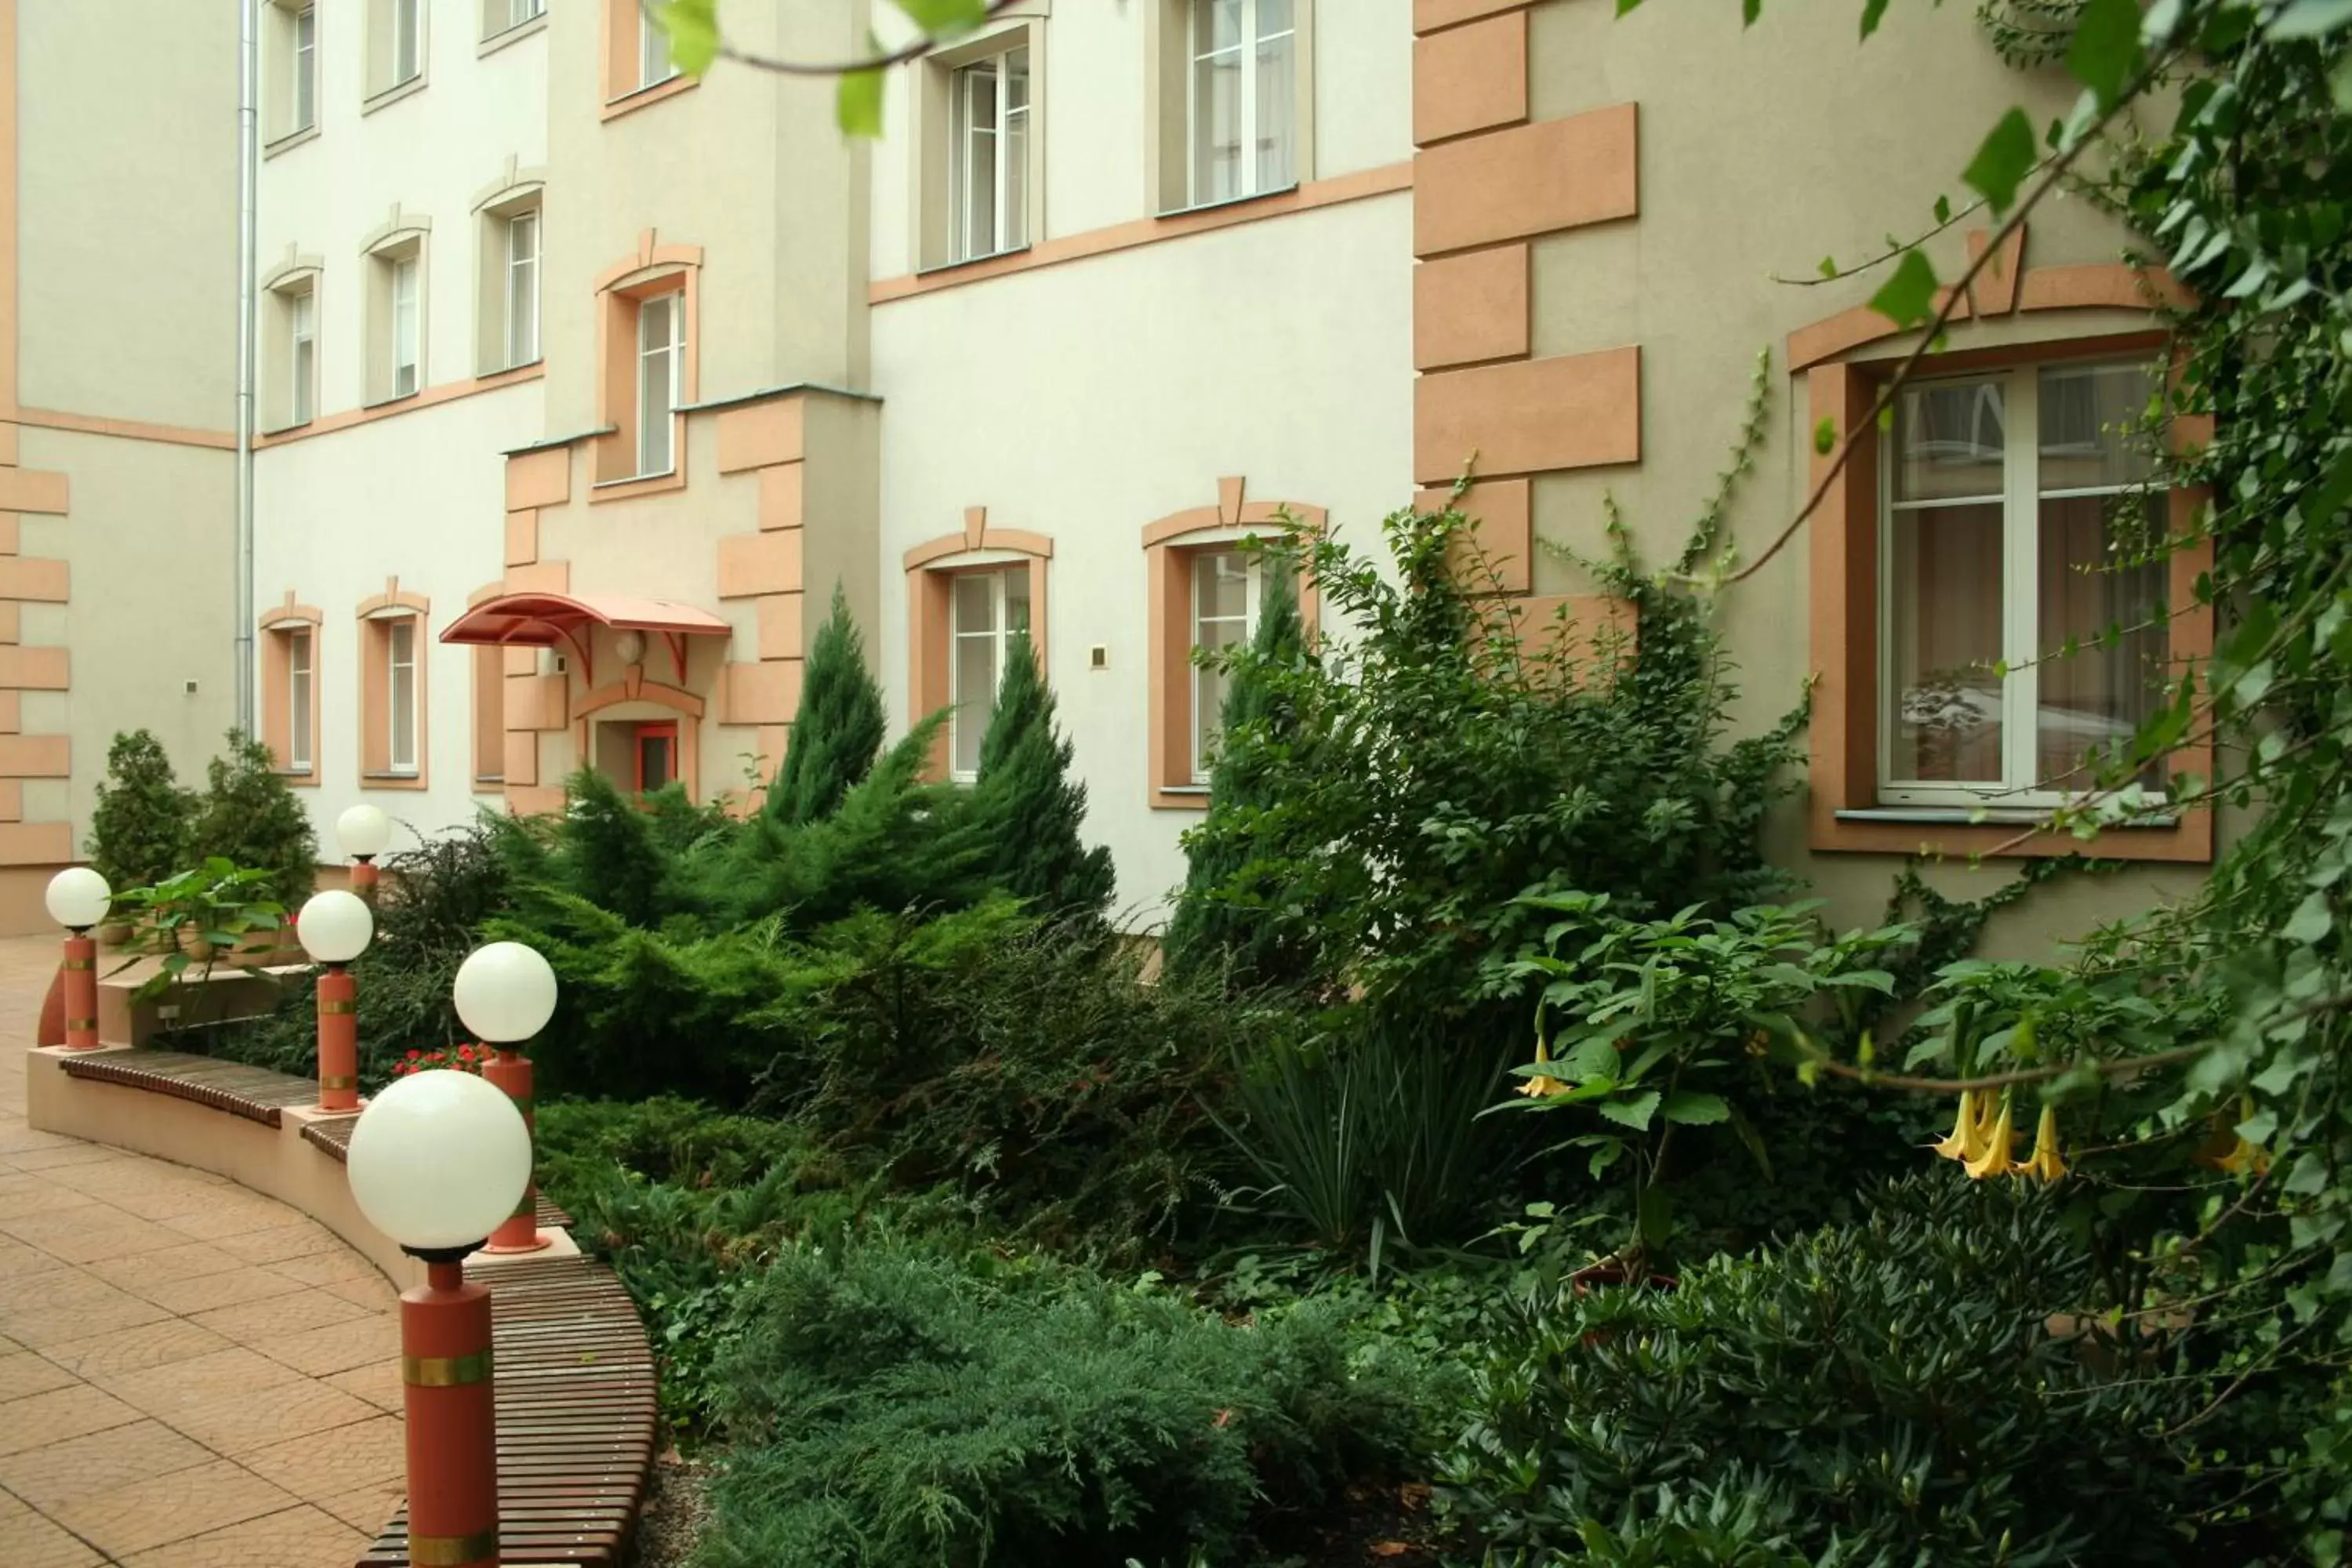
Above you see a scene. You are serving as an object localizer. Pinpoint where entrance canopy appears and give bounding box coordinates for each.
[440,592,730,684]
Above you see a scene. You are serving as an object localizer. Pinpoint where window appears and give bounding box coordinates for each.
[1882,361,2168,804]
[510,0,545,25]
[289,287,317,424]
[293,5,317,130]
[1189,551,1256,781]
[949,568,1033,779]
[359,593,430,786]
[635,722,678,795]
[951,49,1029,261]
[289,629,314,772]
[390,255,420,397]
[388,618,419,774]
[393,0,422,84]
[637,292,682,477]
[640,8,677,89]
[506,210,539,368]
[1189,0,1294,205]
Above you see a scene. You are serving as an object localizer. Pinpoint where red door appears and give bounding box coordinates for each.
[633,722,677,796]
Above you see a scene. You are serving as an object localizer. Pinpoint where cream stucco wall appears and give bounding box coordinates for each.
[873,192,1415,921]
[1513,0,2205,939]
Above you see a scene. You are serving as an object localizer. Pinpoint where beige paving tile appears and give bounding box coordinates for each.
[0,1181,99,1221]
[269,1247,379,1289]
[0,1504,106,1567]
[0,1263,122,1316]
[212,1221,345,1267]
[188,1286,372,1346]
[3,1143,124,1172]
[0,1237,66,1277]
[38,1315,237,1382]
[320,1272,395,1309]
[0,1350,78,1403]
[322,1359,405,1414]
[94,1345,305,1419]
[0,1125,84,1156]
[256,1312,402,1379]
[49,1456,299,1557]
[121,1501,370,1568]
[0,1419,216,1510]
[125,1265,304,1316]
[0,1383,140,1457]
[240,1414,404,1510]
[155,1200,297,1242]
[85,1240,252,1292]
[0,1483,27,1519]
[4,1293,179,1354]
[0,1209,187,1264]
[157,1379,379,1456]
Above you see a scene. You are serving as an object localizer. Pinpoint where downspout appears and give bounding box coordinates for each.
[233,0,259,737]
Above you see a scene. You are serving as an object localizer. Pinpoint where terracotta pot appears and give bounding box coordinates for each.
[175,926,216,964]
[94,920,134,949]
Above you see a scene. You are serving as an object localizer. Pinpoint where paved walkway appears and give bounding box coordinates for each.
[0,936,404,1567]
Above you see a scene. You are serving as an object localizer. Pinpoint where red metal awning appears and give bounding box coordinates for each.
[440,592,730,684]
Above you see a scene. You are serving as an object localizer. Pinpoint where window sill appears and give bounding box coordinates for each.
[362,388,424,412]
[478,12,547,56]
[263,123,319,160]
[601,73,696,123]
[1156,183,1301,223]
[916,243,1035,280]
[362,74,428,115]
[1835,805,2180,829]
[589,466,686,504]
[262,417,315,437]
[1152,784,1211,811]
[473,775,506,789]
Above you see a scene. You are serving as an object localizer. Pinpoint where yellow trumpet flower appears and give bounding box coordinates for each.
[1930,1089,1986,1163]
[1964,1092,2016,1181]
[1519,1037,1568,1099]
[2017,1102,2066,1183]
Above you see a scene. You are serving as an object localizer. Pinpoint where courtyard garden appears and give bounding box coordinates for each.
[67,3,2352,1560]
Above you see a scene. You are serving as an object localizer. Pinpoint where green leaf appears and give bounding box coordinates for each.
[2236,1107,2279,1146]
[894,0,989,35]
[2066,0,2143,110]
[1597,1091,1661,1131]
[1867,249,1940,330]
[1813,416,1837,455]
[1661,1091,1730,1125]
[2284,891,2335,945]
[1742,0,1761,22]
[655,0,720,76]
[1963,108,2038,214]
[1933,194,1951,224]
[837,67,886,137]
[1859,0,1891,37]
[2270,0,2352,39]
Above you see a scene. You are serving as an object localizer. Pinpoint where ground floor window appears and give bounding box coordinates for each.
[950,567,1033,781]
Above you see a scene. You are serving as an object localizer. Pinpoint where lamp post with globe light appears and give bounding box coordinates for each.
[45,867,111,1051]
[337,803,391,902]
[296,889,373,1113]
[347,1069,532,1568]
[453,941,559,1254]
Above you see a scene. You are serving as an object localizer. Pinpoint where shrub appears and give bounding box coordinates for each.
[971,630,1115,924]
[766,583,887,826]
[86,729,196,897]
[1433,1177,2203,1566]
[699,1232,1417,1568]
[194,730,317,907]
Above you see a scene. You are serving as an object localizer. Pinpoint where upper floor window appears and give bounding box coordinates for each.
[952,48,1030,262]
[950,568,1033,780]
[1882,360,2168,805]
[263,0,319,144]
[1190,0,1294,205]
[288,628,316,773]
[506,210,539,368]
[366,0,425,98]
[637,292,683,476]
[293,6,317,129]
[364,230,426,404]
[640,9,679,89]
[1189,550,1257,781]
[390,255,421,396]
[289,285,318,424]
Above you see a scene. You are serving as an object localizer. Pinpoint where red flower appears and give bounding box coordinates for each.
[405,1049,422,1061]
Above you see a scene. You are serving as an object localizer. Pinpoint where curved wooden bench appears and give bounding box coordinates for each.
[303,1113,575,1230]
[356,1253,659,1568]
[56,1048,323,1126]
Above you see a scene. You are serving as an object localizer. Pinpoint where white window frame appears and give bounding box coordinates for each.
[292,5,317,131]
[288,628,314,773]
[1189,548,1261,783]
[1876,358,2165,810]
[640,8,678,89]
[390,255,421,397]
[1187,0,1295,206]
[506,210,540,368]
[948,567,1032,783]
[950,47,1029,263]
[636,292,682,477]
[512,0,546,25]
[289,286,317,425]
[392,0,423,85]
[388,618,419,775]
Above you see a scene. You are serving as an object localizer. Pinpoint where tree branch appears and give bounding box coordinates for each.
[641,0,1029,79]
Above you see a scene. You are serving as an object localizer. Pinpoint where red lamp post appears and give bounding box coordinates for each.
[297,890,375,1113]
[347,1069,533,1568]
[453,941,560,1254]
[45,868,112,1052]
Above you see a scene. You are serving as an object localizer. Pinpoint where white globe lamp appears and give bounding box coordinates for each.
[347,1069,532,1255]
[336,803,393,860]
[296,890,374,965]
[452,941,559,1046]
[45,866,111,931]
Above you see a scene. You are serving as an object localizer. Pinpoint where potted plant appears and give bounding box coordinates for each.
[111,858,286,1000]
[194,729,318,919]
[85,730,196,948]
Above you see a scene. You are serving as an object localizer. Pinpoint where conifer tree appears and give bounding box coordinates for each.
[558,767,670,927]
[88,729,196,893]
[1163,567,1309,986]
[196,731,319,907]
[972,633,1115,924]
[767,584,887,826]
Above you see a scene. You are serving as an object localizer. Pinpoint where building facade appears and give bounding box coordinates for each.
[0,0,2206,941]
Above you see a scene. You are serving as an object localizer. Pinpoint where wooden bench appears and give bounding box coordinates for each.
[303,1112,575,1231]
[56,1049,324,1126]
[355,1253,659,1568]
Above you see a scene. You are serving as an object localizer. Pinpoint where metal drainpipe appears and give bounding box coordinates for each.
[233,0,260,739]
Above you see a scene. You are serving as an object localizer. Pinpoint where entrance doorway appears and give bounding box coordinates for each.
[632,722,677,795]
